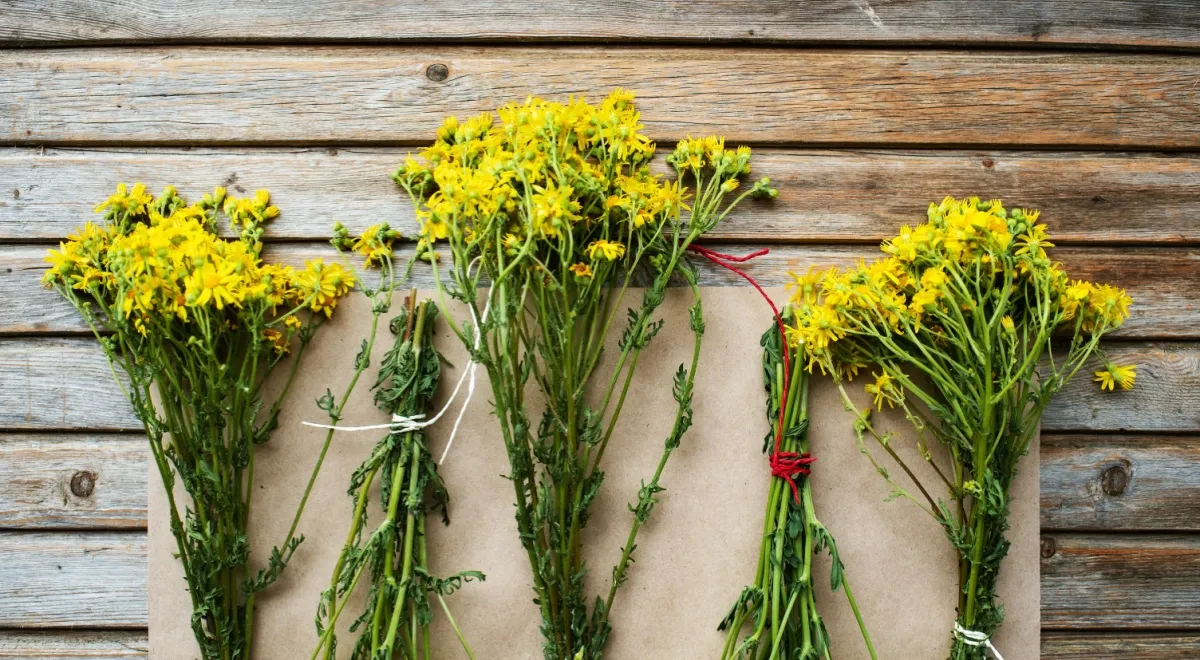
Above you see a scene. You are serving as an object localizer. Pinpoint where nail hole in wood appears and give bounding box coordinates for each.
[426,63,449,82]
[1101,464,1129,496]
[1040,537,1057,559]
[981,158,995,169]
[70,470,96,498]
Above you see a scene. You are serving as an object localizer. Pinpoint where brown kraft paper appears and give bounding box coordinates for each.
[149,286,1039,658]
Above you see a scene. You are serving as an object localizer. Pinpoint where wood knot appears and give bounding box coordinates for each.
[1101,463,1130,496]
[1040,537,1057,559]
[981,158,995,169]
[426,63,449,82]
[70,470,96,498]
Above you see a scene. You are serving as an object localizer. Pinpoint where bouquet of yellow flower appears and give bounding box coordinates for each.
[719,306,875,660]
[43,184,355,659]
[394,90,775,658]
[789,197,1133,658]
[310,287,483,660]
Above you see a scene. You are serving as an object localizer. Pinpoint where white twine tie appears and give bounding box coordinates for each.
[953,622,1004,660]
[302,293,490,466]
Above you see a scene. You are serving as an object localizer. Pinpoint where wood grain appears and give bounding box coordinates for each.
[0,532,146,628]
[4,242,1195,339]
[3,48,1199,147]
[1,1,1197,49]
[3,531,1195,629]
[1043,632,1200,658]
[5,629,1200,658]
[0,335,1193,432]
[5,148,1200,244]
[5,431,1195,532]
[0,631,148,658]
[1042,434,1200,531]
[0,435,146,530]
[1042,533,1200,629]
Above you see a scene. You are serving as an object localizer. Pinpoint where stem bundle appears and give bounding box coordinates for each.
[720,309,875,660]
[312,297,482,660]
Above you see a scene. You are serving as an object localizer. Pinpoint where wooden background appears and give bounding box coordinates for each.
[1,2,1199,657]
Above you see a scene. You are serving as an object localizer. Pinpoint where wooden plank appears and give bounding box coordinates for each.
[1042,435,1200,532]
[0,338,137,431]
[2,531,1195,629]
[1042,533,1200,629]
[0,631,147,658]
[1,1,1197,49]
[0,435,146,530]
[0,335,1194,432]
[5,148,1200,244]
[4,242,1195,339]
[4,431,1196,532]
[1043,632,1200,658]
[3,48,1199,147]
[0,532,146,628]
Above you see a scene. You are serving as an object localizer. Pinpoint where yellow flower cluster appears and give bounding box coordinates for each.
[44,184,354,347]
[786,196,1134,389]
[392,90,695,272]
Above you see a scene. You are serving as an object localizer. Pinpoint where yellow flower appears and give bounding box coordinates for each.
[185,260,242,310]
[569,262,593,279]
[1015,224,1054,259]
[787,266,823,306]
[585,240,625,261]
[263,328,290,354]
[1094,364,1137,391]
[351,223,401,267]
[1001,315,1015,333]
[297,259,356,317]
[865,371,896,410]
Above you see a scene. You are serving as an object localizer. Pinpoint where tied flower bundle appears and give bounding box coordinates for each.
[43,184,355,659]
[312,294,482,660]
[394,89,776,659]
[720,307,875,660]
[789,197,1134,658]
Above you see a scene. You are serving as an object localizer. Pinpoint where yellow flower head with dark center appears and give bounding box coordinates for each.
[569,262,593,279]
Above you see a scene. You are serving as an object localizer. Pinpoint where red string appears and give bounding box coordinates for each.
[686,244,814,503]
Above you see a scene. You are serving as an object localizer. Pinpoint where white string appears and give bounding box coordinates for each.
[301,288,491,466]
[954,622,1005,660]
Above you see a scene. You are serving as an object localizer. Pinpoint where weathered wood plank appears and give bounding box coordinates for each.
[3,48,1199,147]
[0,532,146,628]
[0,335,1192,432]
[0,435,146,530]
[4,242,1194,339]
[5,432,1196,532]
[1042,533,1200,629]
[5,148,1200,244]
[0,631,147,658]
[4,623,1200,657]
[4,532,1194,629]
[7,626,1200,656]
[1,1,1198,49]
[1042,435,1200,531]
[1043,632,1200,658]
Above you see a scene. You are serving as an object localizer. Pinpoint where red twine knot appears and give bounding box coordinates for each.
[770,451,816,504]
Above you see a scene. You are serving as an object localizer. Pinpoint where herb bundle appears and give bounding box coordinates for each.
[720,307,874,660]
[790,197,1134,658]
[394,90,776,658]
[312,295,483,660]
[43,185,356,659]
